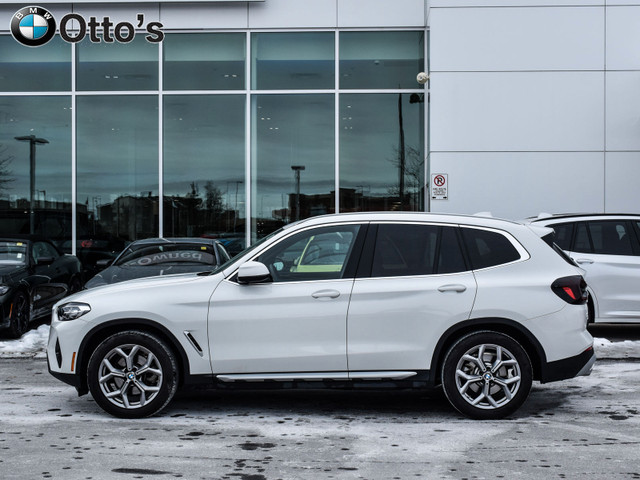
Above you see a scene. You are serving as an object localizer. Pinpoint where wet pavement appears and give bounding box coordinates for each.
[0,356,639,480]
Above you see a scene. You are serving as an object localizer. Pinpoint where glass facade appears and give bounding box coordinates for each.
[0,30,425,268]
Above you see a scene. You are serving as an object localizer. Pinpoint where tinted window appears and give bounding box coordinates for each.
[574,223,591,253]
[551,223,574,250]
[33,241,59,262]
[257,225,360,282]
[588,221,634,256]
[371,224,467,277]
[461,228,521,270]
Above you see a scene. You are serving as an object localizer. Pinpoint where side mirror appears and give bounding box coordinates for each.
[237,261,272,285]
[96,258,113,268]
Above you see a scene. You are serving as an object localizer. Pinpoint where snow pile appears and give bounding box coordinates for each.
[0,325,639,360]
[0,324,49,358]
[594,337,640,360]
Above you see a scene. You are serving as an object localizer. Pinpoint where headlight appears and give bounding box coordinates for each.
[57,302,91,321]
[0,285,9,295]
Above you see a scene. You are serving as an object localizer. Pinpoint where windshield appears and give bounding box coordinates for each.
[0,241,28,265]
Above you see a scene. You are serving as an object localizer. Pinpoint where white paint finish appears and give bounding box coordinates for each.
[347,272,476,370]
[428,152,605,220]
[209,279,352,374]
[430,7,604,72]
[248,0,337,28]
[604,153,640,213]
[606,72,640,151]
[430,72,604,152]
[337,0,426,28]
[160,2,248,29]
[606,6,640,70]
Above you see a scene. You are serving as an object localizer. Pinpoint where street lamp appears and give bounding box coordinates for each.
[291,165,305,222]
[15,135,49,235]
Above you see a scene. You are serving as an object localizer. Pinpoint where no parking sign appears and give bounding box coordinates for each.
[431,173,448,200]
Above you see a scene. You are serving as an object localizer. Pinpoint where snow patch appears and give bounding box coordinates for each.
[0,325,49,358]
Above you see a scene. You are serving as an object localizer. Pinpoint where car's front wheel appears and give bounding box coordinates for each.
[87,330,179,418]
[441,331,532,420]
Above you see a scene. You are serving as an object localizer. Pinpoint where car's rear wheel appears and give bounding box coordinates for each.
[8,291,30,339]
[441,331,532,420]
[87,331,179,418]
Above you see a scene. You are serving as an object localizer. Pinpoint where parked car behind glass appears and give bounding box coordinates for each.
[48,213,594,419]
[0,235,82,338]
[529,213,640,324]
[84,237,231,289]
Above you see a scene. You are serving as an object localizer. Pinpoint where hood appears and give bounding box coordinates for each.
[85,264,215,289]
[0,264,27,282]
[69,271,221,304]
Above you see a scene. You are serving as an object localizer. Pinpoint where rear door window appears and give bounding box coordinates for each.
[461,228,521,270]
[370,224,467,278]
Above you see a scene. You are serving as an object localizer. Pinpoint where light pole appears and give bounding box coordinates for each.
[291,165,305,222]
[15,135,49,235]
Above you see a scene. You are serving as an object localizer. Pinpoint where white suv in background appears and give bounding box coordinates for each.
[530,214,640,324]
[47,213,595,420]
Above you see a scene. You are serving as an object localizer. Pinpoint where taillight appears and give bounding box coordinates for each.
[551,275,587,305]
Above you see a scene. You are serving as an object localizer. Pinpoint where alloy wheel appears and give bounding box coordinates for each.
[98,344,164,410]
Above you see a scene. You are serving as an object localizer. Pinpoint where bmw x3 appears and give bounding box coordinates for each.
[47,213,595,419]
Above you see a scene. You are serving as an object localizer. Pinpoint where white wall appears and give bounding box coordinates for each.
[428,1,640,220]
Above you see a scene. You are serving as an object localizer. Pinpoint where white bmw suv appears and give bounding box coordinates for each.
[47,213,595,419]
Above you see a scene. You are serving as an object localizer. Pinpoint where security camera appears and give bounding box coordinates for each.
[416,72,429,85]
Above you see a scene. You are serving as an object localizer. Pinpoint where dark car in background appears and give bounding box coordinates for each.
[84,237,231,289]
[0,235,83,338]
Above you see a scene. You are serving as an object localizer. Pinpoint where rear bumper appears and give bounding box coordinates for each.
[540,346,596,383]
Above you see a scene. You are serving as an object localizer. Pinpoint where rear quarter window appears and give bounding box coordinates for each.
[461,228,521,270]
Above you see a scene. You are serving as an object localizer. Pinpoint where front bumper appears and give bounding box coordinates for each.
[539,345,596,383]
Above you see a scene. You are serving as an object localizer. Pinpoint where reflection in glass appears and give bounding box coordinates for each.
[164,33,245,91]
[252,94,335,240]
[76,96,158,262]
[0,96,71,246]
[76,37,158,91]
[252,33,334,90]
[0,36,71,92]
[340,31,425,89]
[340,94,424,212]
[163,95,246,255]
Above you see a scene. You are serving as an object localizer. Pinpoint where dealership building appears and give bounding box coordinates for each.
[0,0,637,254]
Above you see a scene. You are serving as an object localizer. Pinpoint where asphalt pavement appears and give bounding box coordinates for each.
[0,352,639,480]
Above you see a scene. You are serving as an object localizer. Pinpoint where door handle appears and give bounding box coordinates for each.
[438,284,467,293]
[312,289,340,299]
[576,258,594,265]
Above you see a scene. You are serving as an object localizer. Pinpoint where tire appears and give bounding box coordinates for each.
[587,294,595,325]
[441,331,533,420]
[87,330,179,418]
[7,291,30,339]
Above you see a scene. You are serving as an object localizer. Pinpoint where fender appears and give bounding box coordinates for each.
[74,318,194,395]
[429,317,548,385]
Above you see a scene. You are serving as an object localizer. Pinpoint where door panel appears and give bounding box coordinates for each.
[208,278,353,374]
[347,273,477,371]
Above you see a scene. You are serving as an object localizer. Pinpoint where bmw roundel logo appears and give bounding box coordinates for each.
[11,6,57,47]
